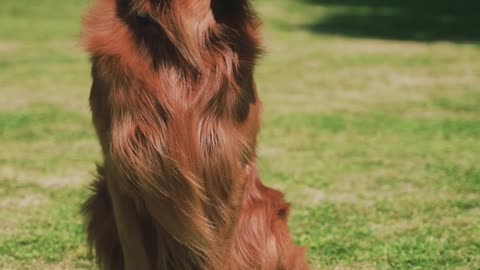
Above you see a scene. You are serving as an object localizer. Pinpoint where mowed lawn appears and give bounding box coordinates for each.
[1,0,480,269]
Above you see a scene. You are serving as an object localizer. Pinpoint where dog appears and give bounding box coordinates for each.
[81,0,309,269]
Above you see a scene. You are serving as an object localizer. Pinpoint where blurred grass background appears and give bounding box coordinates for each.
[1,0,480,269]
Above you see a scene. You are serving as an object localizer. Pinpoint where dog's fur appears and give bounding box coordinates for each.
[82,0,308,269]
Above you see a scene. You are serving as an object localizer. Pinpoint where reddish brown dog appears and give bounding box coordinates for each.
[82,0,308,269]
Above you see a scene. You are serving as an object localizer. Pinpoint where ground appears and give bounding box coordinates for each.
[1,0,479,269]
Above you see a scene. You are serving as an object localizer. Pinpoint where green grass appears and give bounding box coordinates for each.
[1,0,479,269]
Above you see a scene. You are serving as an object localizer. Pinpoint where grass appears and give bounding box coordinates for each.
[1,0,479,269]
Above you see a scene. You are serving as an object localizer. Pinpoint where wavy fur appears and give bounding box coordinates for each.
[82,0,308,269]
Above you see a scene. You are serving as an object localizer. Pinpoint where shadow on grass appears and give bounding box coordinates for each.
[301,0,480,42]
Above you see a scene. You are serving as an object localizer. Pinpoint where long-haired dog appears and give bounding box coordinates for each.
[81,0,308,269]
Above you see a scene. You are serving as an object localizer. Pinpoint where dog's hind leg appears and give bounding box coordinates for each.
[105,167,152,270]
[82,166,124,270]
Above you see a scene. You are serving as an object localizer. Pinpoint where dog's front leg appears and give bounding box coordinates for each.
[106,171,151,270]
